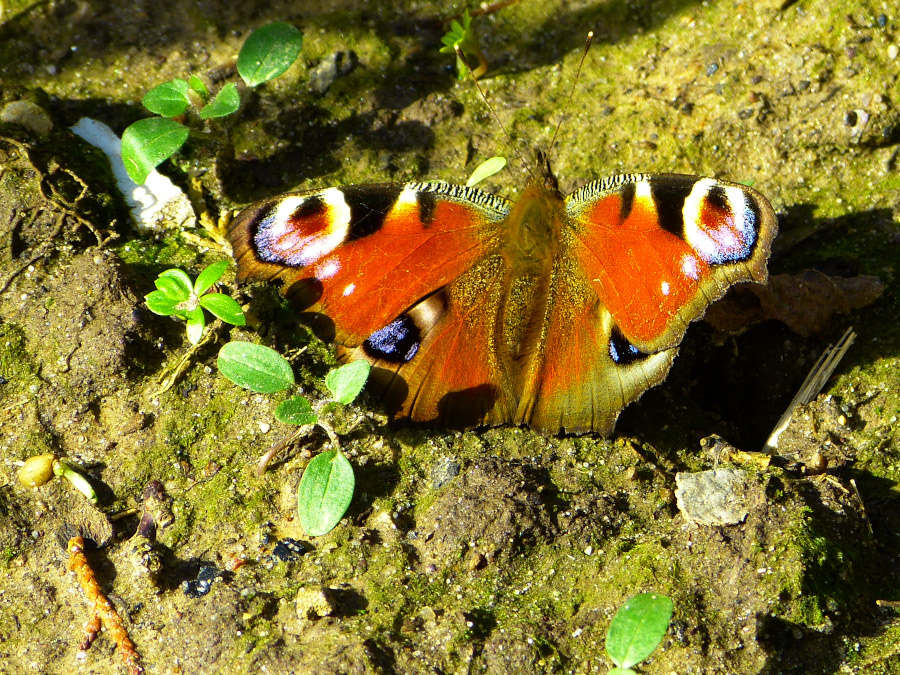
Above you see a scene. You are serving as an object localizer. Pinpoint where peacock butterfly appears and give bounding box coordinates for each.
[229,150,776,434]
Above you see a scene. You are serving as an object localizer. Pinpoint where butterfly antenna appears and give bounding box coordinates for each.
[454,45,536,182]
[546,31,594,159]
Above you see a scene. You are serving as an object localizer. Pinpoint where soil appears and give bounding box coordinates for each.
[1,1,899,674]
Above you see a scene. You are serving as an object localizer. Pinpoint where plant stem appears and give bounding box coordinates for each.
[53,459,99,505]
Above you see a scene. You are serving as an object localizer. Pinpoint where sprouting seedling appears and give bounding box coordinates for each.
[18,453,100,505]
[605,593,674,673]
[440,9,487,80]
[216,342,370,535]
[121,21,303,184]
[144,260,245,345]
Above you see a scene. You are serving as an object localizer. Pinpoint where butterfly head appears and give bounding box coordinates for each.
[534,149,561,196]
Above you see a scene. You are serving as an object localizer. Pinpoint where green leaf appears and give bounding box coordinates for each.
[121,117,190,184]
[185,306,205,345]
[199,293,246,325]
[142,79,191,117]
[158,268,194,297]
[466,156,507,187]
[154,275,190,302]
[237,22,303,87]
[439,10,482,81]
[324,360,370,404]
[194,260,229,295]
[608,670,637,675]
[297,450,354,536]
[188,75,210,101]
[275,396,317,426]
[440,17,467,52]
[217,341,295,393]
[144,289,179,315]
[199,82,240,119]
[606,593,673,669]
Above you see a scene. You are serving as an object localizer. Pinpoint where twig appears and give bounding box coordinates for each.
[256,418,341,477]
[763,327,856,453]
[849,478,874,536]
[67,536,143,675]
[1,397,32,413]
[149,319,223,397]
[256,424,313,477]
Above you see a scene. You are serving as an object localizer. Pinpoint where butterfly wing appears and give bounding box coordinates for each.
[229,182,519,425]
[515,174,777,433]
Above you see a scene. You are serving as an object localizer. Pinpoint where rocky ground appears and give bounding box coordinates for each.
[1,0,899,673]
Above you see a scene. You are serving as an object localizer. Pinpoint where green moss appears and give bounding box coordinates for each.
[783,507,860,626]
[0,323,38,396]
[1,546,20,564]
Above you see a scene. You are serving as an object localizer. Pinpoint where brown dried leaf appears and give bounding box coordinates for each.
[705,270,884,338]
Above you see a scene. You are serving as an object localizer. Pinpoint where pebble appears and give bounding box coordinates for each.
[431,456,461,489]
[466,550,486,571]
[675,468,750,526]
[182,564,223,598]
[272,538,308,562]
[1,100,53,135]
[308,50,359,95]
[296,586,337,620]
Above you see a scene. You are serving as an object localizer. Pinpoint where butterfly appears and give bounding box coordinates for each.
[229,150,776,434]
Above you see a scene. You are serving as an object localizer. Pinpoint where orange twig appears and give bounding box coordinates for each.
[79,611,102,651]
[67,536,144,675]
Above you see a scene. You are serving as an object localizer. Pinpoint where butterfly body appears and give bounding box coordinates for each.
[230,162,776,434]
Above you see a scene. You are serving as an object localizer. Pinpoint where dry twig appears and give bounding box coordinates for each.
[67,536,143,675]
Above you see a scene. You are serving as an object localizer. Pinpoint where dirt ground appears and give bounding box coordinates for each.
[1,0,899,673]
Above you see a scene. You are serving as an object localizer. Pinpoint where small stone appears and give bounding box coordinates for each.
[804,451,828,475]
[182,564,223,598]
[888,44,899,60]
[308,50,359,94]
[675,468,750,526]
[296,586,337,620]
[272,538,308,562]
[466,550,486,571]
[1,100,53,135]
[430,456,461,489]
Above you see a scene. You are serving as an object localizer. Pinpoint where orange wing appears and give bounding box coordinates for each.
[230,174,776,434]
[229,182,520,425]
[514,174,777,433]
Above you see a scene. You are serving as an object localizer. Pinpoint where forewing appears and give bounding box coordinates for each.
[230,181,517,425]
[229,182,511,344]
[566,173,777,352]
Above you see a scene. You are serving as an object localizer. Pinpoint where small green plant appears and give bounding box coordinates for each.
[144,260,246,344]
[440,9,487,79]
[121,21,303,183]
[217,343,370,535]
[605,593,674,674]
[18,453,100,505]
